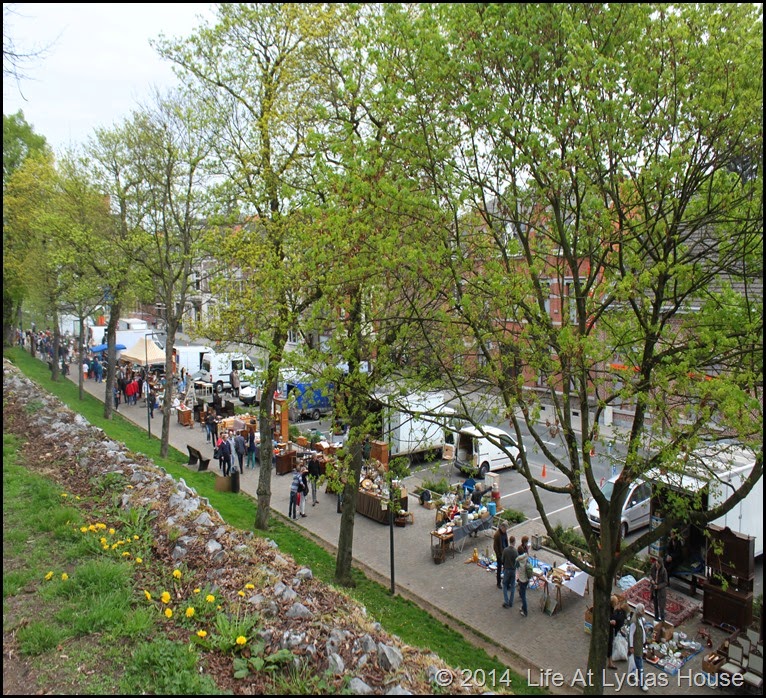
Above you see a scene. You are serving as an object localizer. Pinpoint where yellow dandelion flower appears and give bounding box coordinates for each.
[196,630,207,638]
[238,590,245,597]
[44,571,54,581]
[185,607,195,618]
[102,545,109,550]
[75,496,81,500]
[122,551,131,557]
[245,583,255,590]
[217,605,222,611]
[144,590,152,601]
[236,636,247,646]
[172,569,182,579]
[80,526,88,533]
[111,543,118,550]
[133,535,139,540]
[164,608,173,619]
[116,540,125,546]
[60,493,68,497]
[88,525,97,532]
[193,588,201,594]
[96,523,106,530]
[127,485,134,489]
[108,528,116,535]
[205,594,215,603]
[100,537,107,545]
[160,591,171,604]
[135,557,143,564]
[61,573,69,581]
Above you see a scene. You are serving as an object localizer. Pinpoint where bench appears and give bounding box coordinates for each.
[187,445,210,472]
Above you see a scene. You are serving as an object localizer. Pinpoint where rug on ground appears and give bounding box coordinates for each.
[622,576,701,627]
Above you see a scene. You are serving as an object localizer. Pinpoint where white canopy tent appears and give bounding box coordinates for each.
[120,337,166,366]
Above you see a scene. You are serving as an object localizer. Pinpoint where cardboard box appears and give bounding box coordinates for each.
[214,475,231,492]
[653,621,674,642]
[701,652,725,674]
[584,607,593,634]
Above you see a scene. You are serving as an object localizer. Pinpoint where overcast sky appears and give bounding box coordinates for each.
[3,3,216,154]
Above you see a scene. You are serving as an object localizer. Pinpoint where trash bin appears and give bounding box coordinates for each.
[531,534,542,550]
[231,469,240,494]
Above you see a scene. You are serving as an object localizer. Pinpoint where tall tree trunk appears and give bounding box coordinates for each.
[103,301,122,420]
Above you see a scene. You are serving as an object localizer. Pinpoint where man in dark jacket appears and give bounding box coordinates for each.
[233,432,247,473]
[493,521,509,589]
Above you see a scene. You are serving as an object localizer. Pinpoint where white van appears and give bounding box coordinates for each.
[586,476,652,539]
[200,351,260,393]
[453,425,523,478]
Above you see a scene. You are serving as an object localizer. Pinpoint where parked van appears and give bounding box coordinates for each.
[173,345,214,378]
[586,476,652,539]
[200,351,261,393]
[453,425,523,478]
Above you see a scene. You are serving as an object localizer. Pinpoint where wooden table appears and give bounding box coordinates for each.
[356,489,408,524]
[431,531,455,564]
[177,408,193,427]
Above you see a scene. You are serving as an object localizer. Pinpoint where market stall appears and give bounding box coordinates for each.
[538,563,591,615]
[356,488,408,524]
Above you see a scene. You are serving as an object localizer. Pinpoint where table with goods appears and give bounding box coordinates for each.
[643,626,704,675]
[357,463,408,524]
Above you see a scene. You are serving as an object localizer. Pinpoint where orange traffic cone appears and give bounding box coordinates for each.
[541,462,547,478]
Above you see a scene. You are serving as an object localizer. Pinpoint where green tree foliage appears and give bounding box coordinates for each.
[3,111,50,345]
[374,4,762,691]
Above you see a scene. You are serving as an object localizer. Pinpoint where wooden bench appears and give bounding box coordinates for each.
[187,445,210,472]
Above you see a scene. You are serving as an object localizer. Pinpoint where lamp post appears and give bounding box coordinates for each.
[144,331,162,439]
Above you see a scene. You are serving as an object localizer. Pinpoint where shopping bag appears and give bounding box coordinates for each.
[612,633,628,662]
[627,653,636,674]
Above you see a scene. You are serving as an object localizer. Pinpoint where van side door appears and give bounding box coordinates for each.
[625,482,652,531]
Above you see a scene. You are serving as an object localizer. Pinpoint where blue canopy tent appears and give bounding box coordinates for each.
[90,343,127,353]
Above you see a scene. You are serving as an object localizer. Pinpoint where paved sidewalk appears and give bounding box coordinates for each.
[71,374,740,696]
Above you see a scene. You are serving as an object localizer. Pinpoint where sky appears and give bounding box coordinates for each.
[3,3,216,154]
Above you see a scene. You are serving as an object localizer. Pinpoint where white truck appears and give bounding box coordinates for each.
[173,345,214,378]
[648,445,763,557]
[200,350,261,394]
[371,390,455,463]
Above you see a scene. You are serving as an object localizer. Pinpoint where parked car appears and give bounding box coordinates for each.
[586,475,652,539]
[453,425,523,478]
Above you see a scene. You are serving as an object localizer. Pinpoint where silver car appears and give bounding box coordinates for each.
[587,476,651,539]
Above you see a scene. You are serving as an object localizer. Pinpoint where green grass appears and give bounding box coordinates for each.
[4,347,546,694]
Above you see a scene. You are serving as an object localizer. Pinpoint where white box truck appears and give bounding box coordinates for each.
[200,350,261,394]
[173,345,214,378]
[371,390,455,463]
[648,445,763,557]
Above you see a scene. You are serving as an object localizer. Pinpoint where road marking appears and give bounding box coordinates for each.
[527,502,574,522]
[501,479,558,498]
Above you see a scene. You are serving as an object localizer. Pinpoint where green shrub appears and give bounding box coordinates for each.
[420,476,451,494]
[497,508,525,525]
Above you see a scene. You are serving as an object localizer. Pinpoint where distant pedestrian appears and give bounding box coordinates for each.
[230,368,240,398]
[299,466,309,517]
[205,410,216,444]
[516,540,531,617]
[246,429,257,469]
[308,457,321,505]
[502,535,518,608]
[649,556,668,622]
[289,466,301,520]
[628,604,648,692]
[234,431,247,472]
[493,521,509,589]
[219,434,232,476]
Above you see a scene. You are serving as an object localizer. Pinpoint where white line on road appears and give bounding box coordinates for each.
[501,479,558,498]
[527,502,574,522]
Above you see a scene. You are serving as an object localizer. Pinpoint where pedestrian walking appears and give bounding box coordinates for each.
[246,429,257,469]
[299,466,309,517]
[234,431,247,473]
[308,456,321,505]
[501,535,518,608]
[289,466,302,520]
[220,434,233,476]
[493,521,509,589]
[516,539,531,617]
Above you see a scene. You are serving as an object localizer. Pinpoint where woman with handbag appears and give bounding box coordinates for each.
[607,595,627,669]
